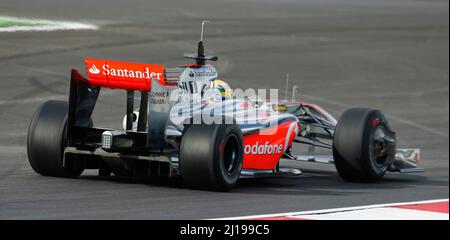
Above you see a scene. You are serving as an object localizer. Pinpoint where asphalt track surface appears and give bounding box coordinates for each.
[0,0,448,219]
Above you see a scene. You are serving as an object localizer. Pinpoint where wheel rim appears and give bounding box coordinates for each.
[223,134,240,175]
[369,126,390,167]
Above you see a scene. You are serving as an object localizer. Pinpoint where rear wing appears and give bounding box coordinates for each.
[85,58,179,90]
[67,59,181,150]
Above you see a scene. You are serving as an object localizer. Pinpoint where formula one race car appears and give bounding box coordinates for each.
[27,22,423,191]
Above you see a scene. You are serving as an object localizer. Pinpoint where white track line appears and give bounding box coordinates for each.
[212,199,449,220]
[0,16,97,32]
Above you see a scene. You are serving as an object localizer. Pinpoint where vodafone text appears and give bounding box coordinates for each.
[244,141,283,155]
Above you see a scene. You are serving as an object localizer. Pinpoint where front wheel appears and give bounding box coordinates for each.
[27,100,84,178]
[333,108,396,182]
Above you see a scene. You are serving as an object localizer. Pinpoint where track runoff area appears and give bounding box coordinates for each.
[215,199,449,220]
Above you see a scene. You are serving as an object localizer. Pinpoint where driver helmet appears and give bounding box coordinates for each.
[211,79,232,100]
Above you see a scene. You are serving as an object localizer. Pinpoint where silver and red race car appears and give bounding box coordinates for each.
[27,22,423,191]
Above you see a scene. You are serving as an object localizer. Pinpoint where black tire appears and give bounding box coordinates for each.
[333,108,396,182]
[27,100,84,178]
[180,120,243,191]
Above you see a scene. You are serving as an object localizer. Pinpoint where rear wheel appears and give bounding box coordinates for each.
[333,108,396,182]
[27,100,84,177]
[180,120,243,191]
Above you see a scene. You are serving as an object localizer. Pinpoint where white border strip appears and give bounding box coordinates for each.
[0,16,98,32]
[297,207,449,220]
[212,199,449,220]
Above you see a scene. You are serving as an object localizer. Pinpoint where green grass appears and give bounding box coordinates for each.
[0,18,47,28]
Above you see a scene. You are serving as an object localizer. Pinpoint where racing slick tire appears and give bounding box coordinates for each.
[333,108,396,182]
[27,100,84,178]
[180,119,244,191]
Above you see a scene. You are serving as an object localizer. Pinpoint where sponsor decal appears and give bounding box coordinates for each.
[99,64,162,80]
[244,141,283,155]
[89,64,100,74]
[242,121,297,169]
[150,91,170,104]
[84,58,165,91]
[189,69,216,78]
